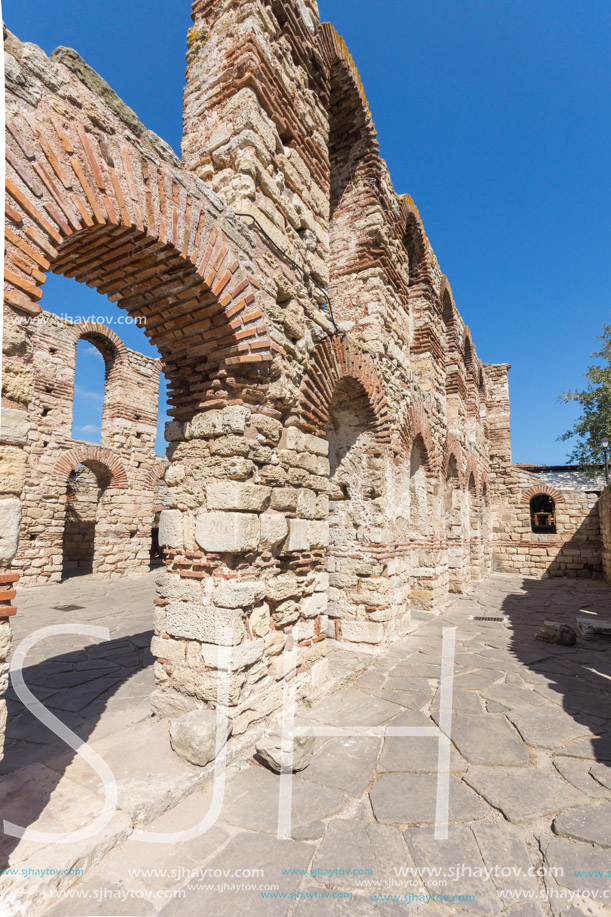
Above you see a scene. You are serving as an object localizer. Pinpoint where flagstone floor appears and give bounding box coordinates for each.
[3,573,611,917]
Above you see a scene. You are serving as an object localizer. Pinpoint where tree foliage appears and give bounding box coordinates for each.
[560,323,611,469]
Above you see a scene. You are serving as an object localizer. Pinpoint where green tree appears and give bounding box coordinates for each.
[559,323,611,470]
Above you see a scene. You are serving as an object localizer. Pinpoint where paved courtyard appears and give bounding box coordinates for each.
[2,573,611,917]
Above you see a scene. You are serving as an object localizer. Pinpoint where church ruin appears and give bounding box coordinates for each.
[2,0,609,762]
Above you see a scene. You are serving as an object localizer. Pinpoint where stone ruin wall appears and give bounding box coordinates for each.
[597,488,611,584]
[487,365,603,579]
[1,0,503,758]
[12,314,164,584]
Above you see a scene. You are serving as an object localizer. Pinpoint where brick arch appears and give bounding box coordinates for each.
[520,485,564,505]
[55,446,128,488]
[399,403,438,473]
[5,50,273,420]
[318,24,414,325]
[298,336,391,446]
[68,320,128,380]
[145,461,169,489]
[442,433,465,484]
[399,197,434,288]
[477,362,488,401]
[440,276,458,344]
[465,454,480,495]
[463,330,475,371]
[72,322,127,357]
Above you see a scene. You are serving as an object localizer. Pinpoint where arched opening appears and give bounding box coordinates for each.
[409,435,430,533]
[442,290,454,351]
[62,461,112,578]
[404,213,426,287]
[71,336,110,442]
[150,473,168,568]
[445,454,464,592]
[468,472,480,580]
[464,337,474,377]
[325,45,383,324]
[326,378,381,638]
[408,434,437,607]
[530,494,557,534]
[481,481,492,572]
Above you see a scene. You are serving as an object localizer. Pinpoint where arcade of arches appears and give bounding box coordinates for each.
[1,1,609,763]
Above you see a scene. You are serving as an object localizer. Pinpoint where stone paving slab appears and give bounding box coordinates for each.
[309,818,408,890]
[403,825,503,915]
[464,765,589,823]
[449,714,529,766]
[6,571,611,917]
[552,802,611,848]
[306,687,404,726]
[158,832,314,917]
[370,773,489,825]
[543,837,611,896]
[297,736,380,795]
[219,766,347,834]
[553,756,611,799]
[589,761,611,789]
[506,707,596,749]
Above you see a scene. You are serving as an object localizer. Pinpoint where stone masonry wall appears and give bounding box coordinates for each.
[2,2,499,757]
[12,312,162,584]
[487,364,603,579]
[598,487,611,584]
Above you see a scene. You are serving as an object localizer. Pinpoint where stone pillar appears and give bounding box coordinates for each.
[151,406,329,734]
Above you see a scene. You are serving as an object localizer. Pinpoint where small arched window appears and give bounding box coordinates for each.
[530,494,557,534]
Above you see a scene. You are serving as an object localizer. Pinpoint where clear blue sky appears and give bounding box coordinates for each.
[6,0,610,463]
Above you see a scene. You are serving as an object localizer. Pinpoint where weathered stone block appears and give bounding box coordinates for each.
[536,620,577,646]
[0,623,13,660]
[260,513,288,549]
[158,509,183,548]
[170,708,233,767]
[271,488,298,512]
[0,447,27,495]
[341,620,385,644]
[304,433,329,456]
[302,592,328,618]
[165,420,184,442]
[256,729,315,772]
[0,409,31,445]
[266,575,300,602]
[222,405,251,433]
[250,602,270,637]
[165,463,185,485]
[195,511,260,553]
[308,520,330,548]
[577,617,611,640]
[297,489,317,518]
[213,580,265,608]
[188,410,223,438]
[155,570,200,602]
[0,498,22,563]
[285,518,309,552]
[1,361,34,405]
[201,638,264,670]
[251,413,282,441]
[264,631,285,656]
[285,427,304,451]
[206,482,271,512]
[166,602,245,645]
